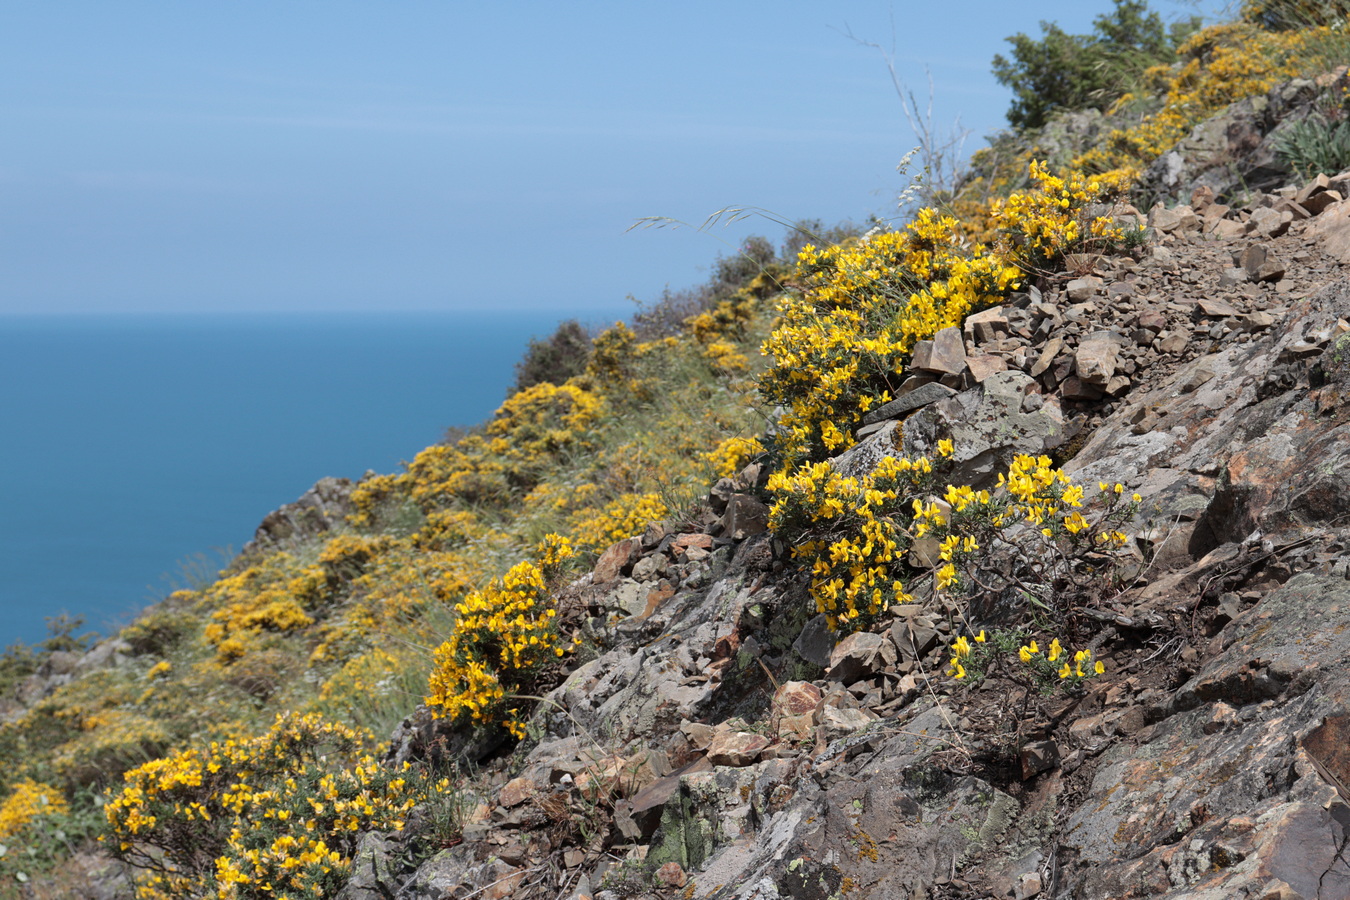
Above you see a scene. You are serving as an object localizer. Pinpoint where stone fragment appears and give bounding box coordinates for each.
[1296,172,1332,205]
[1074,331,1122,387]
[1191,184,1215,212]
[1149,203,1200,233]
[680,721,716,751]
[1219,267,1250,288]
[630,553,669,582]
[912,326,968,375]
[672,533,714,552]
[498,776,536,808]
[773,681,822,717]
[964,306,1009,344]
[1212,218,1248,239]
[1065,276,1102,302]
[1303,189,1342,216]
[706,730,769,767]
[860,382,956,425]
[1029,337,1063,378]
[721,493,768,540]
[1234,311,1276,332]
[819,706,877,738]
[890,615,940,660]
[1158,332,1189,354]
[708,477,735,514]
[1060,375,1104,401]
[1247,205,1290,238]
[655,862,687,888]
[1135,310,1167,334]
[1019,740,1060,779]
[1015,872,1044,900]
[827,632,896,683]
[1105,375,1132,396]
[1255,257,1286,283]
[965,354,1008,383]
[793,614,836,668]
[593,536,641,583]
[1196,297,1240,317]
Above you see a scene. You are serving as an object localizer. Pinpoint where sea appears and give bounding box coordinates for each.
[0,310,572,648]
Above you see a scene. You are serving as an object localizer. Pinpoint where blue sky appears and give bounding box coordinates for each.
[0,1,1210,318]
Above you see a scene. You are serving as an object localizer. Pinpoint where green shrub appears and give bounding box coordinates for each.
[992,0,1198,129]
[1276,115,1350,180]
[511,319,593,394]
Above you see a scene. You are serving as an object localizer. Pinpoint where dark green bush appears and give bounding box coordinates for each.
[992,0,1198,130]
[511,319,593,394]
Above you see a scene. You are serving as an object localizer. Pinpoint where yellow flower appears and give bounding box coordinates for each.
[1047,638,1062,662]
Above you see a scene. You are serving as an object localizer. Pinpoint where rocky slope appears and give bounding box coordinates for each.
[316,156,1350,900]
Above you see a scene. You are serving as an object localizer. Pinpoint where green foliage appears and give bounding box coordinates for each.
[511,319,593,395]
[1242,0,1350,29]
[0,643,36,698]
[1275,115,1350,180]
[38,615,95,655]
[992,0,1198,129]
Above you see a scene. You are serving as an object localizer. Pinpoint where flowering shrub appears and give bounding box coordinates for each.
[568,492,668,554]
[705,435,766,479]
[768,450,944,628]
[922,460,1140,618]
[104,712,428,900]
[759,160,1128,471]
[0,779,68,841]
[199,553,330,661]
[425,535,576,739]
[769,446,1139,632]
[1075,21,1337,176]
[993,161,1130,274]
[945,629,1105,686]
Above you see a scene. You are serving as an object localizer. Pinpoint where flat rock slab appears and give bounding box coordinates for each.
[861,382,956,426]
[1061,574,1350,899]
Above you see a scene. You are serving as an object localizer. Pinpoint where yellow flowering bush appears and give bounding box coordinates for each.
[993,161,1130,274]
[759,159,1131,471]
[945,629,1105,687]
[705,435,765,479]
[768,450,943,628]
[199,553,328,662]
[0,779,68,841]
[425,535,576,739]
[105,712,428,900]
[769,446,1139,632]
[1075,21,1336,176]
[568,492,668,554]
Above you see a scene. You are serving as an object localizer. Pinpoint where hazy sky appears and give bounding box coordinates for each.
[1,1,1208,317]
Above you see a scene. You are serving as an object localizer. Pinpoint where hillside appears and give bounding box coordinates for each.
[5,4,1350,899]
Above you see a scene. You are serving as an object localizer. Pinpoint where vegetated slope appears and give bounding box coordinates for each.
[5,4,1350,898]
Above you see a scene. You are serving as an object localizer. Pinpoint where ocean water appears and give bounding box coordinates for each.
[0,311,567,647]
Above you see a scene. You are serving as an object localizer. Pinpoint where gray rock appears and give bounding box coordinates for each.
[334,832,400,900]
[793,614,836,668]
[860,382,956,426]
[901,371,1065,488]
[826,632,895,684]
[1074,331,1122,387]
